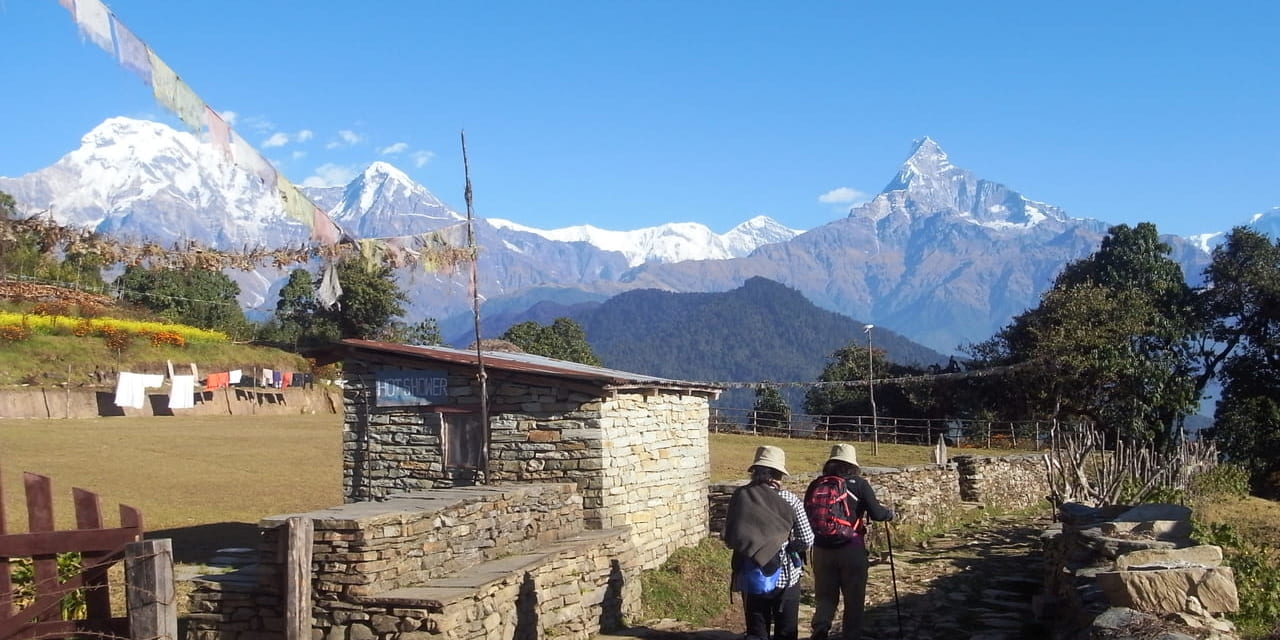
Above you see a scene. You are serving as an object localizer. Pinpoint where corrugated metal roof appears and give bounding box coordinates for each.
[338,338,723,392]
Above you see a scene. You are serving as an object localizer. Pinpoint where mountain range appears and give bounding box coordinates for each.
[3,117,1276,355]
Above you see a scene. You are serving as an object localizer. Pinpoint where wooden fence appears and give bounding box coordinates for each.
[709,406,1060,450]
[0,466,176,640]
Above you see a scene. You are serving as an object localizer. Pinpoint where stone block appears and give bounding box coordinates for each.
[1113,503,1192,523]
[1096,566,1238,614]
[527,429,561,443]
[1115,545,1223,570]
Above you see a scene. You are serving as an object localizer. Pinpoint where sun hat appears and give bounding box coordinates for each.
[826,443,859,466]
[749,445,789,476]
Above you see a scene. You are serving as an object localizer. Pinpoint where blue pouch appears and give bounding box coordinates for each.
[738,562,781,595]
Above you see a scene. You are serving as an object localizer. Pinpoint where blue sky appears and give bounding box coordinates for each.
[1,1,1277,236]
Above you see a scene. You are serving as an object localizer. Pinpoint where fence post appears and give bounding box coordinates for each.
[285,516,315,640]
[125,538,178,640]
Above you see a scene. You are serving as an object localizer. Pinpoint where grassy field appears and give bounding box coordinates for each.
[0,414,342,559]
[708,431,1033,481]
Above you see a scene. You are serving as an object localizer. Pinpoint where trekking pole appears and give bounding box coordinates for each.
[885,521,903,640]
[881,486,904,640]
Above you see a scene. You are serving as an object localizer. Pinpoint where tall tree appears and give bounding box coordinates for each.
[383,318,444,346]
[318,255,407,339]
[114,266,249,336]
[268,268,339,347]
[966,223,1200,444]
[501,317,602,365]
[752,384,791,432]
[1202,228,1280,493]
[803,342,889,417]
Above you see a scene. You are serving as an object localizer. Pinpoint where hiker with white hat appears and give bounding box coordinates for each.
[722,445,814,640]
[803,443,894,640]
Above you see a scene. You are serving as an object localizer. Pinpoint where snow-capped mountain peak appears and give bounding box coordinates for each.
[0,116,291,247]
[855,136,1072,232]
[321,161,462,238]
[487,216,801,266]
[359,161,415,188]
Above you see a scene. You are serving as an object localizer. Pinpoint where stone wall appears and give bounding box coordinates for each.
[0,385,339,419]
[593,393,709,570]
[187,484,640,640]
[709,455,1049,536]
[1039,502,1240,639]
[953,454,1049,510]
[341,362,711,571]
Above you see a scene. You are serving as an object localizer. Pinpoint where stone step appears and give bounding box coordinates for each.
[365,526,631,611]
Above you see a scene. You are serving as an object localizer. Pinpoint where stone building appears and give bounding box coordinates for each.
[323,338,722,571]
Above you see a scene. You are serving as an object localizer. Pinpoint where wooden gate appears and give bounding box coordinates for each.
[0,466,165,640]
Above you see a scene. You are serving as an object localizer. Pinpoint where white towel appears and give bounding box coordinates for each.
[262,368,273,387]
[114,372,138,408]
[169,375,195,409]
[113,372,164,409]
[229,369,243,384]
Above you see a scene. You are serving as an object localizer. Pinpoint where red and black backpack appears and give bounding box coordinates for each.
[804,475,866,545]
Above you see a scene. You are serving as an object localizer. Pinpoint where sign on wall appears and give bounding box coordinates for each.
[375,369,450,406]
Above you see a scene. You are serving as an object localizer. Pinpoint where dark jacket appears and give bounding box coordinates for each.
[723,482,796,568]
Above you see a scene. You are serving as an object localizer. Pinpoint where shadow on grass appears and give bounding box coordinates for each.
[147,521,260,564]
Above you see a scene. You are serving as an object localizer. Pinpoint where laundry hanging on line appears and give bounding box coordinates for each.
[113,371,165,409]
[169,374,195,409]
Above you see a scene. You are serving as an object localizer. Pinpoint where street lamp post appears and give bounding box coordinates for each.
[865,324,878,456]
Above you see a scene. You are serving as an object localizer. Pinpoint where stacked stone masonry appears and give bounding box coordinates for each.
[187,484,640,640]
[952,454,1050,510]
[1039,502,1240,639]
[709,454,1047,535]
[341,362,710,571]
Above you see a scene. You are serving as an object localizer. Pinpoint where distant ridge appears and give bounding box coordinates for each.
[571,277,946,383]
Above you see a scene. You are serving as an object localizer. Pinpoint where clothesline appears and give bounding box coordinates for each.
[111,366,314,410]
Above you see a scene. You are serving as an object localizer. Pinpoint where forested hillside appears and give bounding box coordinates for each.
[577,277,948,383]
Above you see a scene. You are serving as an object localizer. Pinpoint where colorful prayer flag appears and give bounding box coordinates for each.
[206,106,231,160]
[73,0,114,53]
[112,17,151,84]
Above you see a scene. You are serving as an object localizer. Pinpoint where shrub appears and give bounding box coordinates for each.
[148,330,186,347]
[9,553,86,620]
[1189,463,1251,503]
[97,326,133,352]
[72,318,94,337]
[32,301,71,317]
[0,322,32,343]
[1193,520,1280,637]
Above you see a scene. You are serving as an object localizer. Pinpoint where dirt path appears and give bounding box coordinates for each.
[600,509,1053,640]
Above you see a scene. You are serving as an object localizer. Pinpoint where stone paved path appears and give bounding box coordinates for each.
[597,510,1053,640]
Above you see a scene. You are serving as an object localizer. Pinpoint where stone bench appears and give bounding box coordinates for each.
[186,483,641,640]
[362,527,638,640]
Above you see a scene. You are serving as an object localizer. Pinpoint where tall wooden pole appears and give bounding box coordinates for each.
[461,131,490,484]
[866,324,878,457]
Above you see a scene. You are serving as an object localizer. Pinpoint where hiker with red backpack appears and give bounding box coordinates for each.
[723,445,814,640]
[803,444,894,640]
